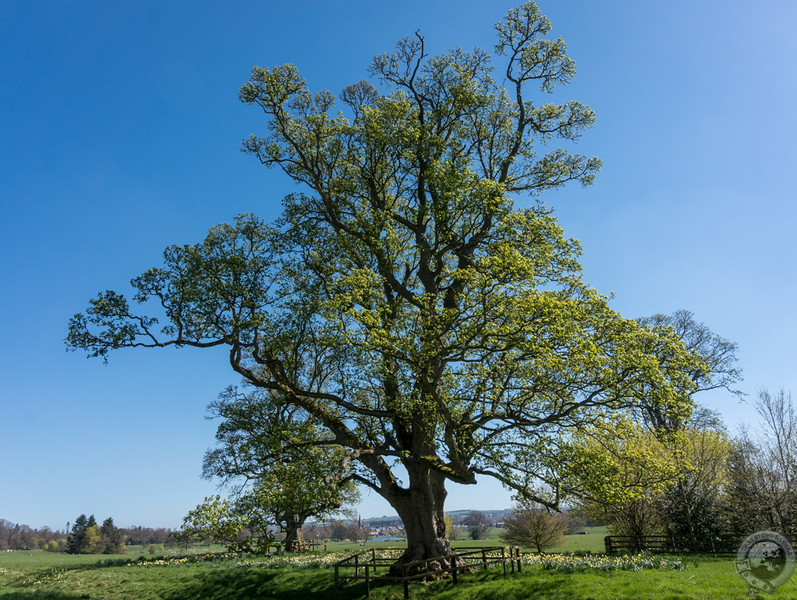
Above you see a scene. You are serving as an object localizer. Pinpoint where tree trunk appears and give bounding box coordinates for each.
[282,517,305,552]
[385,467,453,576]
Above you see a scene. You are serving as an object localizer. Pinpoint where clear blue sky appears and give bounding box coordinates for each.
[2,0,796,530]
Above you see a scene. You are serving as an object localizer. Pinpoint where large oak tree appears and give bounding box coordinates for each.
[67,2,703,567]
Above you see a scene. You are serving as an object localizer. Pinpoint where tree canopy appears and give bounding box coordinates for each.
[202,387,360,551]
[67,2,704,566]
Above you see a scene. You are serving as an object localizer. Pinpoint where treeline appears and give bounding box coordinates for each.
[66,515,125,554]
[0,517,176,553]
[579,389,797,549]
[0,520,63,552]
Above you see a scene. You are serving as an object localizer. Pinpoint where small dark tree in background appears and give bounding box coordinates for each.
[463,511,491,540]
[66,514,98,554]
[501,503,566,552]
[66,515,127,555]
[329,521,349,542]
[303,523,331,540]
[99,517,126,554]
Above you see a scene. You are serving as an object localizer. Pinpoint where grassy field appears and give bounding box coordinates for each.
[1,529,792,600]
[321,526,608,555]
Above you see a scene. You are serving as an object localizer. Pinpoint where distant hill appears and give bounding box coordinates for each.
[362,508,512,528]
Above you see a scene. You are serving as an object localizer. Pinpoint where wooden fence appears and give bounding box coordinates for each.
[605,533,797,556]
[334,546,522,599]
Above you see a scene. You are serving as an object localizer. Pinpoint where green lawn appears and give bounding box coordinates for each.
[323,525,608,555]
[3,546,793,600]
[547,526,609,554]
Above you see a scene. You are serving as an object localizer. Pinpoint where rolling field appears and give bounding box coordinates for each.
[1,529,793,600]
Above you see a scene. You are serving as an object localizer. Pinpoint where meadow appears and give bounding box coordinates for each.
[1,529,793,600]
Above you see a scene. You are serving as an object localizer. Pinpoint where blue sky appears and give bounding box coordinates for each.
[2,0,796,530]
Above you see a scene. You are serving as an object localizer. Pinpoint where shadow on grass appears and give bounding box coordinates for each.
[155,563,579,600]
[392,570,613,600]
[158,566,365,600]
[0,591,95,600]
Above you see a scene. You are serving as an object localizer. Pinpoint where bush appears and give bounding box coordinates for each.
[500,503,566,552]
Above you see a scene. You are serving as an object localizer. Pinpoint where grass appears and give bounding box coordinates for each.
[547,526,609,554]
[1,529,792,600]
[323,525,609,555]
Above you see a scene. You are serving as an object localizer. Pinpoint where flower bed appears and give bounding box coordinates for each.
[524,553,685,573]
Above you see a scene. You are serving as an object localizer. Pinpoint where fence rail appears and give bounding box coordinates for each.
[334,546,522,599]
[604,532,797,556]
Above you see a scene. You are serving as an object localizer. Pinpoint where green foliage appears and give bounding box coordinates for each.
[66,2,707,558]
[65,514,126,555]
[202,387,360,551]
[175,496,277,554]
[100,517,127,554]
[658,428,731,546]
[556,421,679,545]
[635,310,742,432]
[501,503,566,552]
[559,312,741,547]
[463,511,491,540]
[443,515,461,541]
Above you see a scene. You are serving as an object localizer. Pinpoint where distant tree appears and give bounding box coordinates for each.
[84,524,101,554]
[44,540,64,552]
[558,420,676,549]
[562,512,585,535]
[302,523,331,540]
[329,521,349,542]
[636,310,742,432]
[66,514,94,554]
[148,544,162,555]
[723,437,771,535]
[443,515,461,541]
[658,427,731,550]
[65,515,127,554]
[346,524,370,543]
[100,517,126,554]
[175,496,275,554]
[122,526,174,547]
[0,520,66,552]
[723,390,797,535]
[754,389,797,531]
[464,511,491,540]
[202,387,360,551]
[500,502,566,552]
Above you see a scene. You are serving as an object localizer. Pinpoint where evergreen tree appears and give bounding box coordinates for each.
[100,517,126,554]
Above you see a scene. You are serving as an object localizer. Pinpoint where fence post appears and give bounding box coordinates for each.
[365,564,370,598]
[452,553,458,585]
[355,554,359,579]
[482,549,488,570]
[403,563,409,600]
[502,547,507,576]
[516,547,522,573]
